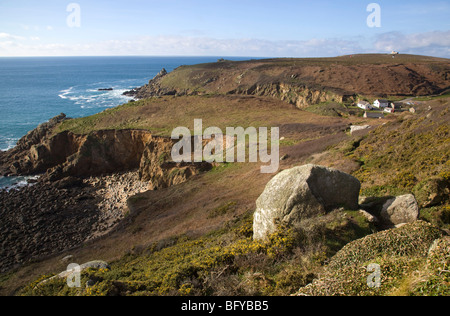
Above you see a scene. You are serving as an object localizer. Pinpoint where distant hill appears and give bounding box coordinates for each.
[125,54,450,108]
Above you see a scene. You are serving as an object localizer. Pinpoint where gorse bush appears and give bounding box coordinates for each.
[298,222,448,296]
[22,209,373,296]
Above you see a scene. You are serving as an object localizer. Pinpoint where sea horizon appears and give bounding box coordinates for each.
[0,56,258,151]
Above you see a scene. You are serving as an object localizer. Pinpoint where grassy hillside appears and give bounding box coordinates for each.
[56,95,349,136]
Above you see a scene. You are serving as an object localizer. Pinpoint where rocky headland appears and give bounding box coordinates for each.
[123,54,450,108]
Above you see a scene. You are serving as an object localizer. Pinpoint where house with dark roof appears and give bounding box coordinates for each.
[364,111,384,119]
[373,99,389,108]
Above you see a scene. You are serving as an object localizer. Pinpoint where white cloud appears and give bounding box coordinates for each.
[0,31,449,58]
[0,33,26,41]
[76,36,363,57]
[373,31,450,56]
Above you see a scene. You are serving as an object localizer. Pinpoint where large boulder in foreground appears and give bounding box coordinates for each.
[253,164,361,240]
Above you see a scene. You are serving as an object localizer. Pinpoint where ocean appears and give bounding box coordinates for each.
[0,56,252,189]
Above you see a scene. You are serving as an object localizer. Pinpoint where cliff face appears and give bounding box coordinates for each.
[229,82,344,108]
[1,115,210,189]
[139,137,212,190]
[46,129,153,180]
[0,113,83,176]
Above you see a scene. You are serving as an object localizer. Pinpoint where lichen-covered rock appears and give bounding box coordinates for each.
[380,194,419,227]
[253,164,361,240]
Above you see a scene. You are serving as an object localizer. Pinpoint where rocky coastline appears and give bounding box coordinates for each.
[0,112,210,273]
[0,170,149,273]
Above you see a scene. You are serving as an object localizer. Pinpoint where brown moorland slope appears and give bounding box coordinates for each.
[125,54,450,107]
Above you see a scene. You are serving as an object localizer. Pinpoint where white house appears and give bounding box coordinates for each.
[384,107,394,113]
[357,101,372,110]
[373,99,389,108]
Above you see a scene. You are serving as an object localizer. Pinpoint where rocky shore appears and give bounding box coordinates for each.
[0,171,149,273]
[0,110,215,273]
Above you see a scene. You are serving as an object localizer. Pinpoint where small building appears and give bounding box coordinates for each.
[373,99,389,108]
[384,107,394,113]
[357,101,372,110]
[364,111,384,119]
[390,102,402,110]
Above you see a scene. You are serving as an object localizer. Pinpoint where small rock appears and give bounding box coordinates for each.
[80,260,111,271]
[350,125,371,135]
[359,210,378,223]
[61,255,74,263]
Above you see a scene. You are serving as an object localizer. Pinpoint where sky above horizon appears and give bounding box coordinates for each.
[0,0,449,58]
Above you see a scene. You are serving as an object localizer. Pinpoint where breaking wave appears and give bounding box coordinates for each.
[58,79,142,110]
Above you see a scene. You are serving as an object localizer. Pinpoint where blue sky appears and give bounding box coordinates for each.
[0,0,449,57]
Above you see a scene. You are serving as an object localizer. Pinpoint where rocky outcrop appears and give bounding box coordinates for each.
[253,164,361,240]
[125,76,344,109]
[123,68,174,99]
[380,194,420,227]
[44,131,211,188]
[0,113,72,176]
[229,83,344,109]
[139,137,212,190]
[46,129,153,180]
[15,113,68,152]
[0,114,212,190]
[1,127,151,180]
